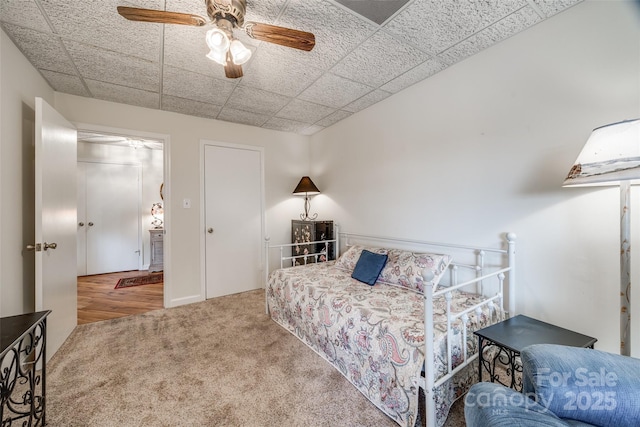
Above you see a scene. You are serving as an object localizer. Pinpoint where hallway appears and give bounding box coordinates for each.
[77,271,163,324]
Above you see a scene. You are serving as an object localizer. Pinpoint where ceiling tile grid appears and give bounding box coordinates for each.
[163,65,236,105]
[39,70,91,97]
[298,72,374,109]
[86,79,160,109]
[217,106,270,127]
[239,48,325,97]
[1,23,77,75]
[39,0,164,62]
[437,4,543,66]
[0,0,584,135]
[330,30,432,88]
[64,40,160,92]
[276,98,336,124]
[162,95,222,119]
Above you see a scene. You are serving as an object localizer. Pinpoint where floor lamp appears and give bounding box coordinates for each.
[563,118,640,356]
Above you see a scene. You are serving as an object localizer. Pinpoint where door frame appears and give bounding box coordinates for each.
[74,122,172,307]
[199,140,266,300]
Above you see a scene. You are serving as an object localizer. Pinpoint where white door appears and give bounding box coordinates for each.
[77,161,140,275]
[204,143,264,299]
[35,97,77,360]
[76,162,87,276]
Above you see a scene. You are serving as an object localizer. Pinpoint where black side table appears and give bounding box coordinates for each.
[474,314,597,391]
[1,310,51,426]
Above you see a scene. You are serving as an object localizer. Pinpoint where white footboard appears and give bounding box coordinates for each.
[421,232,515,426]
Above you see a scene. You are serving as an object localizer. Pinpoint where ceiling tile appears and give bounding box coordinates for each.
[380,57,447,93]
[532,0,583,18]
[343,89,392,113]
[217,107,270,127]
[276,99,335,124]
[439,6,542,66]
[300,125,325,135]
[240,48,324,97]
[316,110,353,127]
[262,117,311,133]
[225,86,291,115]
[384,0,527,54]
[40,70,91,97]
[86,79,160,109]
[1,23,77,75]
[164,0,210,15]
[0,0,51,32]
[299,73,373,109]
[243,0,289,23]
[331,31,431,87]
[161,95,221,119]
[39,0,163,62]
[163,24,218,78]
[3,0,582,135]
[65,41,160,92]
[163,65,236,105]
[270,0,378,71]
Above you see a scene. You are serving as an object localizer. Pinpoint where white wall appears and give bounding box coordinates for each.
[310,1,640,355]
[77,141,163,268]
[53,93,310,306]
[0,29,56,316]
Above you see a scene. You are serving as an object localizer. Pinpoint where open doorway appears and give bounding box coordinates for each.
[76,130,165,324]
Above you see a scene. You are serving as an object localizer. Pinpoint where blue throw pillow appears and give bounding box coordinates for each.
[351,250,388,285]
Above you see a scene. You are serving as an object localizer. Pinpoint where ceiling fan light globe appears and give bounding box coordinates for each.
[206,48,227,65]
[230,39,251,65]
[205,28,230,51]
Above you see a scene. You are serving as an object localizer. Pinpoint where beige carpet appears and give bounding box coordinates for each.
[47,289,466,426]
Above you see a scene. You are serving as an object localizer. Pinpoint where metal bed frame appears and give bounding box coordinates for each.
[264,226,516,426]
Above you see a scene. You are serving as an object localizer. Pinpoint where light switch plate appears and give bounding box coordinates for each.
[183,198,191,208]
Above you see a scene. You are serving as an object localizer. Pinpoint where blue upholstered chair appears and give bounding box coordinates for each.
[464,344,640,427]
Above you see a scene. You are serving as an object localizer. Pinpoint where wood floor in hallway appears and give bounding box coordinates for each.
[77,270,164,325]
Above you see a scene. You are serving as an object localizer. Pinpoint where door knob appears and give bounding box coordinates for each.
[207,228,214,234]
[26,244,42,252]
[43,242,57,250]
[88,222,94,227]
[79,222,85,227]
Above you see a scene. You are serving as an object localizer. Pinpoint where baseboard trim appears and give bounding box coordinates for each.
[168,294,204,308]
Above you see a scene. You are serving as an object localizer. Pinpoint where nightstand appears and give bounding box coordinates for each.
[474,315,597,391]
[291,220,334,265]
[1,311,51,425]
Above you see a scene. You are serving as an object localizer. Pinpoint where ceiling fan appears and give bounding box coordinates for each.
[117,0,315,79]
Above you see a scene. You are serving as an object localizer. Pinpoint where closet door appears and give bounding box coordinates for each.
[78,162,141,275]
[77,162,88,275]
[203,143,264,298]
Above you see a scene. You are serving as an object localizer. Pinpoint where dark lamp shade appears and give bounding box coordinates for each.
[293,176,320,195]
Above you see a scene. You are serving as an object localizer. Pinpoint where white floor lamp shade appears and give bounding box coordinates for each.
[563,118,640,356]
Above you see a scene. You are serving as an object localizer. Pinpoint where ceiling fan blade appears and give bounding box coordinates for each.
[117,6,207,26]
[224,62,243,79]
[244,22,315,52]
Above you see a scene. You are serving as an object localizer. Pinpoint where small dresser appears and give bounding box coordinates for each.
[291,220,334,265]
[149,229,164,272]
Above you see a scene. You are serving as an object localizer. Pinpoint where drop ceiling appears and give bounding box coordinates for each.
[1,0,582,135]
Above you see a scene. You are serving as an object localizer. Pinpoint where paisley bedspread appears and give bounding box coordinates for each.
[267,261,498,427]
